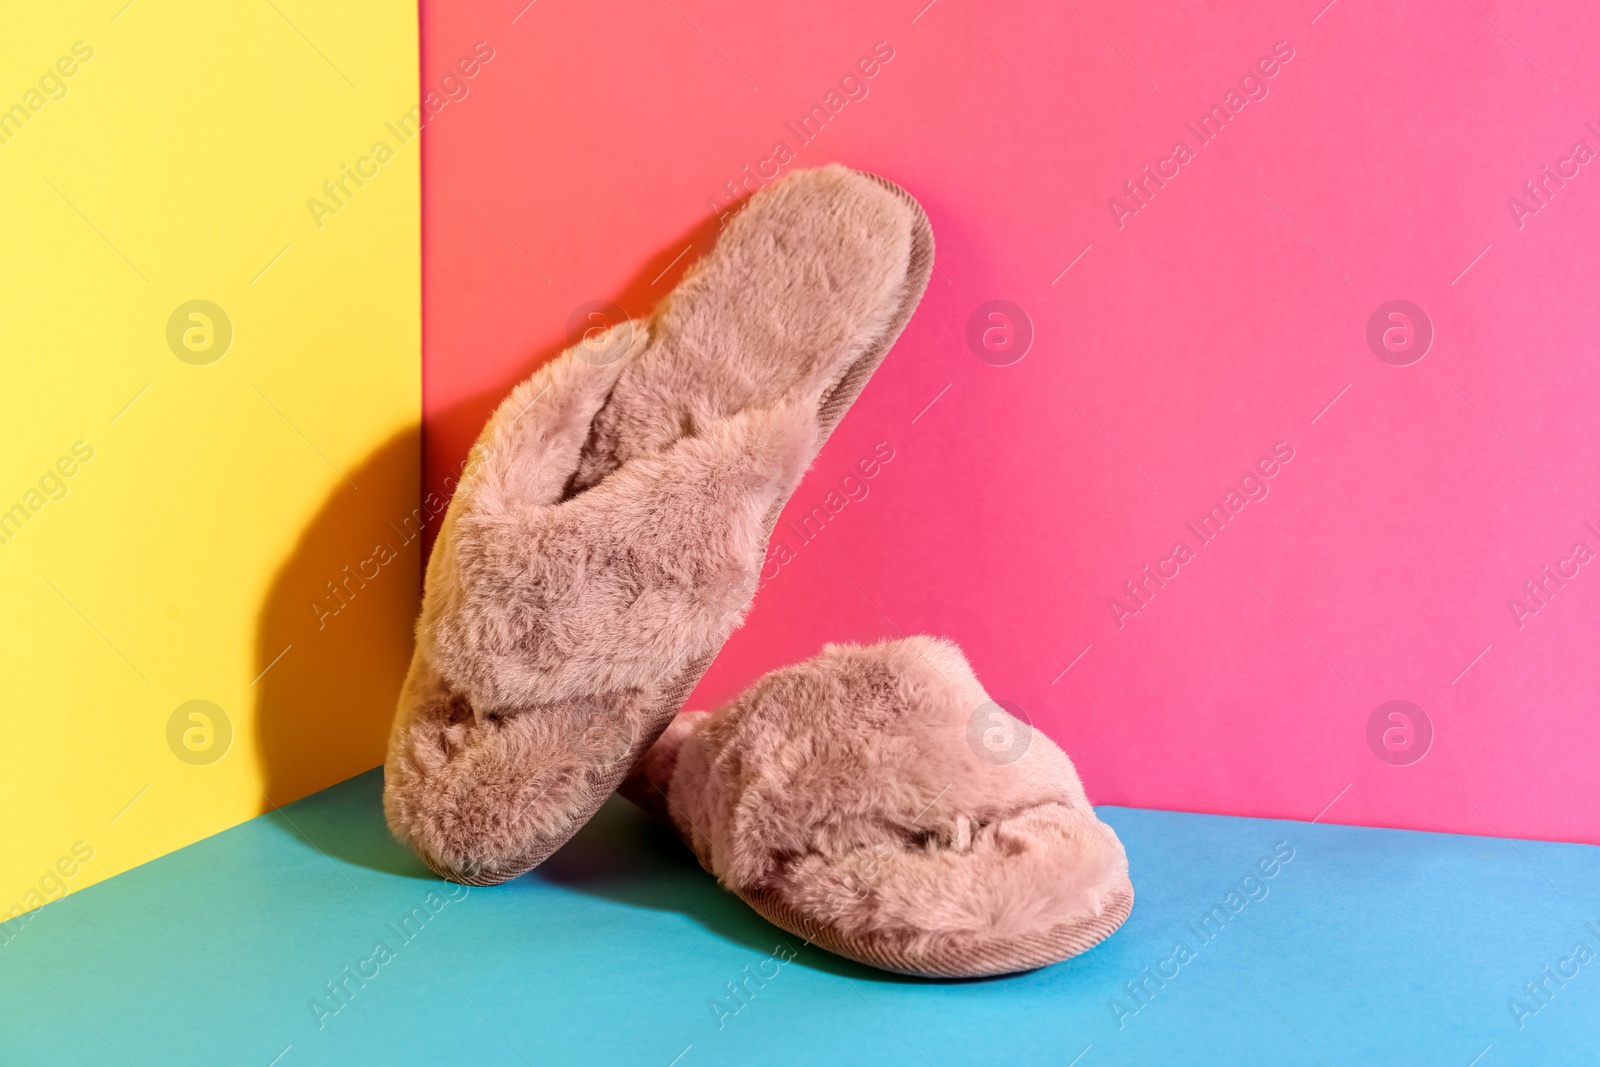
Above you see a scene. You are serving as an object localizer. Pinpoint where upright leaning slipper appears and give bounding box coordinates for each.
[384,165,934,884]
[621,638,1134,978]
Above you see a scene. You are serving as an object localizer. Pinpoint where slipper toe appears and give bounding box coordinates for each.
[384,661,650,883]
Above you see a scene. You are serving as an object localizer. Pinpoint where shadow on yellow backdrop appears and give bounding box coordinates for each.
[0,1,419,924]
[262,208,735,884]
[255,428,418,816]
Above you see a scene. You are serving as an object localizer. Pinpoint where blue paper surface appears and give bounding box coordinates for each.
[3,769,1597,1065]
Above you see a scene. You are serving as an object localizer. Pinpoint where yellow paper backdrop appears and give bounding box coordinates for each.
[0,1,419,923]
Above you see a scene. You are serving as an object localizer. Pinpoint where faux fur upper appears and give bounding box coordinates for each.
[383,166,933,882]
[624,638,1133,973]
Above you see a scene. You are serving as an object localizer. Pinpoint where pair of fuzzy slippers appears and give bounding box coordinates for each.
[383,166,1132,978]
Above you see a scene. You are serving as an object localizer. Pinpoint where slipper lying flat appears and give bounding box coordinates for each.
[384,166,935,885]
[620,637,1134,978]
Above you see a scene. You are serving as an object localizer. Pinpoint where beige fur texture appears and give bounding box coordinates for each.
[384,166,935,884]
[621,638,1135,978]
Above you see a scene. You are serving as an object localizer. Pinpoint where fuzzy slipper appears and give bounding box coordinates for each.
[620,637,1134,978]
[384,166,935,884]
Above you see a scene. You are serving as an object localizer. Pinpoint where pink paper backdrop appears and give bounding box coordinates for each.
[419,0,1600,844]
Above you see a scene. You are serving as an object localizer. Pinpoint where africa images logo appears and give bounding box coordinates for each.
[1106,41,1296,230]
[1107,442,1295,629]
